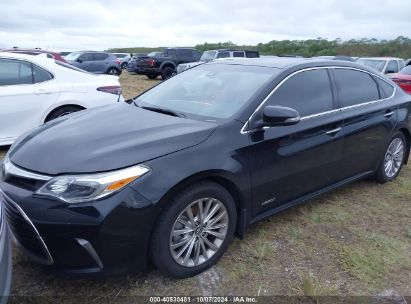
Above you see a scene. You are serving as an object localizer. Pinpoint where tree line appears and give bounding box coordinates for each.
[107,36,411,58]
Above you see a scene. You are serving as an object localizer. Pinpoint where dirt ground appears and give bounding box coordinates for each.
[0,72,410,302]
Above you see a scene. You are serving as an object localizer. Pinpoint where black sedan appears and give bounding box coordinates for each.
[0,58,410,278]
[0,201,12,303]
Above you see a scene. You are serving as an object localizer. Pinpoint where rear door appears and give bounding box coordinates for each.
[0,59,60,142]
[94,53,110,73]
[331,68,397,178]
[248,68,345,215]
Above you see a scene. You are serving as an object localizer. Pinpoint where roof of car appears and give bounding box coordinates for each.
[209,57,372,71]
[2,48,61,55]
[359,57,403,60]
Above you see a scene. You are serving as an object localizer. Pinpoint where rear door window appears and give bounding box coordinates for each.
[94,53,109,61]
[216,51,230,59]
[0,59,53,85]
[0,59,32,85]
[266,69,334,117]
[79,53,94,61]
[332,69,380,107]
[233,51,245,58]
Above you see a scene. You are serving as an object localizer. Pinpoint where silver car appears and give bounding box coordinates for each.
[0,198,12,304]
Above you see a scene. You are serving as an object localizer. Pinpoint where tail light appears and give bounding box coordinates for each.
[393,79,411,85]
[115,59,121,65]
[97,86,122,95]
[147,58,156,66]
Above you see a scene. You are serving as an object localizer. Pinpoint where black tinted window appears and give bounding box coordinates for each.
[33,64,53,83]
[179,49,193,57]
[94,53,109,60]
[267,69,333,116]
[216,51,230,59]
[165,49,176,57]
[333,69,379,107]
[233,51,245,57]
[0,59,32,85]
[79,53,93,61]
[386,60,399,73]
[374,77,395,99]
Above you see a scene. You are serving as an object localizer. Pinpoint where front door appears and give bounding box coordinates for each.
[247,68,345,216]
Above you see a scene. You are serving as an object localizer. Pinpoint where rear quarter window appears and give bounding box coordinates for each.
[374,77,395,99]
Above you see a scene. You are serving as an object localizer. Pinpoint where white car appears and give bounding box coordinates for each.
[357,57,405,74]
[0,52,123,146]
[176,49,260,73]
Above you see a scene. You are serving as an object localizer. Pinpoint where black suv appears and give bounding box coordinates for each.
[136,48,201,80]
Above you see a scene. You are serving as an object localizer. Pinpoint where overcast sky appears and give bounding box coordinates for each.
[0,0,410,51]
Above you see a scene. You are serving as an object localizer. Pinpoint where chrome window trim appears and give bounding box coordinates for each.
[2,158,52,181]
[0,189,54,265]
[241,66,396,134]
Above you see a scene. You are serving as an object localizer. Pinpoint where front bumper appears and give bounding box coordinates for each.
[0,176,160,277]
[0,202,12,302]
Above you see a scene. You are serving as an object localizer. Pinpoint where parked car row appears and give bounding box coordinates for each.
[0,52,123,146]
[1,57,410,280]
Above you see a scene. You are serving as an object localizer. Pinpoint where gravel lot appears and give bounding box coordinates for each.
[1,73,410,303]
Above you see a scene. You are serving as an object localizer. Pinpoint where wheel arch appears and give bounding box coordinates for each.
[159,61,176,71]
[154,170,248,237]
[398,127,411,164]
[44,104,86,122]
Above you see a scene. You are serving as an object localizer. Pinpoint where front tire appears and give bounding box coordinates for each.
[146,74,158,79]
[375,131,406,183]
[150,181,236,278]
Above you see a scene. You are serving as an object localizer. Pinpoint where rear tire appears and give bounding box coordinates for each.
[375,131,406,183]
[161,66,175,80]
[45,106,83,122]
[107,67,120,75]
[150,181,236,278]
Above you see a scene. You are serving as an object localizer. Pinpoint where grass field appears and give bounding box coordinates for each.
[0,72,410,302]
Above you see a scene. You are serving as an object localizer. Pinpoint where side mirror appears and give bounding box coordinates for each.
[385,70,395,74]
[259,105,300,128]
[77,58,83,63]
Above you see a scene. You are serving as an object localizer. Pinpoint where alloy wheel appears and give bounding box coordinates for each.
[169,198,229,267]
[384,137,405,178]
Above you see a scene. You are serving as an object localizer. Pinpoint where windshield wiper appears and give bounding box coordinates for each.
[140,105,185,118]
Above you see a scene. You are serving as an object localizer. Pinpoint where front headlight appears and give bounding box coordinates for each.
[36,165,150,204]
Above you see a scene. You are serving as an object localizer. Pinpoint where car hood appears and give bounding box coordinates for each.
[9,103,216,175]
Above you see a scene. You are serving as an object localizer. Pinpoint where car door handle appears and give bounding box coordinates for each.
[384,110,394,118]
[33,89,52,95]
[325,127,342,136]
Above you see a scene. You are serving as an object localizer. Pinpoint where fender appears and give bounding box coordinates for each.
[159,61,176,71]
[40,100,88,124]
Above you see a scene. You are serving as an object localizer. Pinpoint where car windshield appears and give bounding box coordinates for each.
[65,52,82,60]
[357,59,386,72]
[399,66,411,75]
[200,51,217,62]
[135,64,276,120]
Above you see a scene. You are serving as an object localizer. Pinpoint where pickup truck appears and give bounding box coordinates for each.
[176,49,260,73]
[135,48,201,80]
